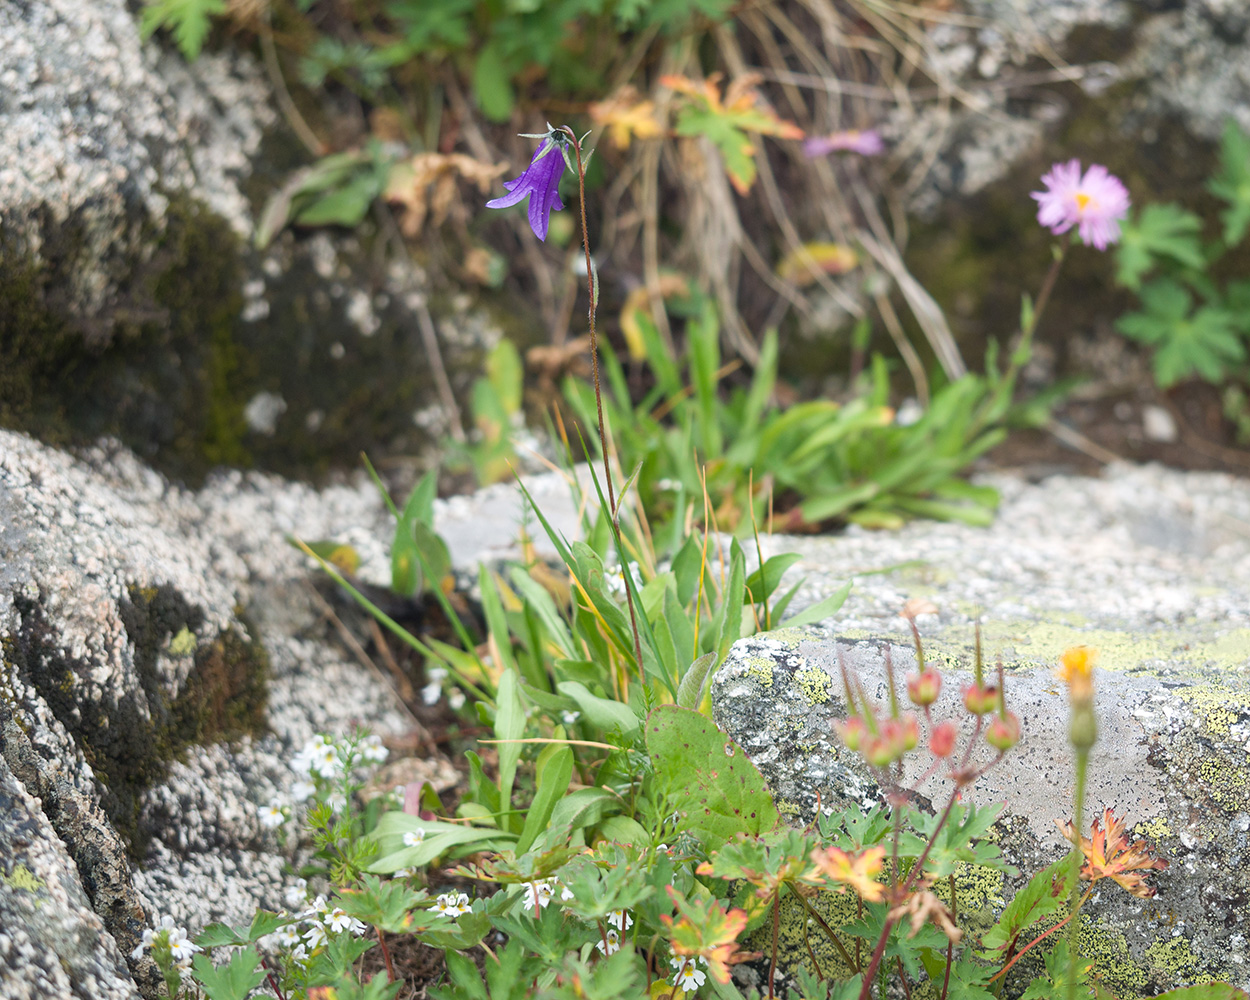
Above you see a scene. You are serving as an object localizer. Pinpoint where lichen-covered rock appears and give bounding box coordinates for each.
[0,0,517,483]
[0,429,427,996]
[0,750,141,1000]
[712,463,1250,994]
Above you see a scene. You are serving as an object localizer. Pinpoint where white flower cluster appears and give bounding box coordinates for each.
[130,915,202,970]
[268,892,368,962]
[258,731,391,830]
[432,892,473,918]
[518,877,576,915]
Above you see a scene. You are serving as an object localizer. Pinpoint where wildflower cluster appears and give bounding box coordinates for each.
[131,914,202,969]
[257,730,389,835]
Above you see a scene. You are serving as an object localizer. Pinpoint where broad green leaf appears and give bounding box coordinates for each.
[1115,204,1205,290]
[472,39,515,122]
[1150,987,1250,1000]
[743,552,803,606]
[367,814,516,872]
[980,851,1076,953]
[190,947,266,1000]
[557,680,641,738]
[645,704,779,849]
[515,744,574,853]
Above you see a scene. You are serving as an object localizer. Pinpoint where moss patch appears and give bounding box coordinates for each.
[8,585,268,858]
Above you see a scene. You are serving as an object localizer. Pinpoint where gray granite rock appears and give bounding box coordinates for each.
[0,429,425,996]
[713,463,1250,994]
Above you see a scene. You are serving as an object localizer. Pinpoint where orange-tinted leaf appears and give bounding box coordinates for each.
[589,86,665,149]
[1056,808,1168,899]
[661,886,756,983]
[809,845,887,902]
[775,242,859,286]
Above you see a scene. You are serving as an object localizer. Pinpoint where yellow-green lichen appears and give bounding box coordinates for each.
[794,666,833,706]
[168,626,198,657]
[764,627,807,650]
[1,863,45,894]
[1143,935,1225,986]
[1133,816,1171,841]
[934,862,1005,931]
[743,656,776,689]
[1199,756,1249,811]
[1075,920,1149,998]
[1176,683,1250,738]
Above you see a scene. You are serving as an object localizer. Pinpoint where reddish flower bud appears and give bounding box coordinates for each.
[835,717,868,752]
[962,683,1000,716]
[863,734,898,769]
[900,713,919,752]
[907,669,942,707]
[986,712,1021,752]
[929,720,958,758]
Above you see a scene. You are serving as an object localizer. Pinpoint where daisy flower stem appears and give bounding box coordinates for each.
[1027,232,1071,343]
[559,125,645,682]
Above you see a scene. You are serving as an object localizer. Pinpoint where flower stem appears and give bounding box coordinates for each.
[1067,747,1090,1000]
[562,126,645,678]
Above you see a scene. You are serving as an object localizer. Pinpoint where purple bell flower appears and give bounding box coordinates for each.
[486,130,569,241]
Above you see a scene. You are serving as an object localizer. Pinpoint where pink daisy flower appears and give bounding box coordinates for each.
[1031,159,1130,251]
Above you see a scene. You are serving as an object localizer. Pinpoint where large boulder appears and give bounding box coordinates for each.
[0,429,437,998]
[713,462,1250,995]
[0,0,513,483]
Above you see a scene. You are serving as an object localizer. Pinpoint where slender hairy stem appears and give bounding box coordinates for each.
[562,127,645,677]
[1027,233,1071,342]
[792,884,858,972]
[260,957,288,1000]
[989,887,1094,986]
[770,891,780,1000]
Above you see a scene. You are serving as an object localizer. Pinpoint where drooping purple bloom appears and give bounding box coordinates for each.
[1031,159,1130,251]
[803,129,885,158]
[486,133,567,241]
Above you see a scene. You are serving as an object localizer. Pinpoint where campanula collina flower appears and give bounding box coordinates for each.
[1032,160,1130,250]
[486,126,570,242]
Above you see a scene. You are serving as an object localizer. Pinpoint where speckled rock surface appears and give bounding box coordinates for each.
[0,750,140,1000]
[0,429,423,996]
[906,0,1250,206]
[713,462,1250,994]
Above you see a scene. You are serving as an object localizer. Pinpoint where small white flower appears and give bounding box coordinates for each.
[260,799,287,828]
[391,785,407,803]
[608,908,633,931]
[284,878,308,909]
[303,894,329,920]
[276,923,302,948]
[326,908,353,934]
[670,957,707,993]
[360,734,388,763]
[291,943,308,962]
[559,883,575,902]
[326,792,347,813]
[448,689,466,710]
[394,867,416,879]
[291,780,316,803]
[311,743,344,778]
[130,927,157,961]
[421,681,443,706]
[303,922,328,949]
[559,710,581,727]
[167,927,201,964]
[444,892,472,917]
[596,928,621,956]
[432,893,454,918]
[519,879,556,915]
[402,828,426,848]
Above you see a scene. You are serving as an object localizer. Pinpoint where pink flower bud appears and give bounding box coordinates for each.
[962,683,1000,716]
[900,713,919,752]
[835,717,868,752]
[906,669,942,707]
[863,734,898,769]
[929,720,958,758]
[986,712,1021,752]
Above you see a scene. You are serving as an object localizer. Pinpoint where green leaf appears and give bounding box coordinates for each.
[1150,987,1250,1000]
[780,580,851,628]
[1117,279,1246,385]
[676,651,718,710]
[645,704,779,849]
[473,39,516,122]
[743,552,803,606]
[495,670,525,819]
[515,744,575,853]
[556,680,641,738]
[1209,120,1250,245]
[1115,204,1205,290]
[189,946,266,1000]
[980,852,1075,954]
[366,814,515,873]
[140,0,226,59]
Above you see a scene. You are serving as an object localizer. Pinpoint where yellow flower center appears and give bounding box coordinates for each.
[1075,192,1093,212]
